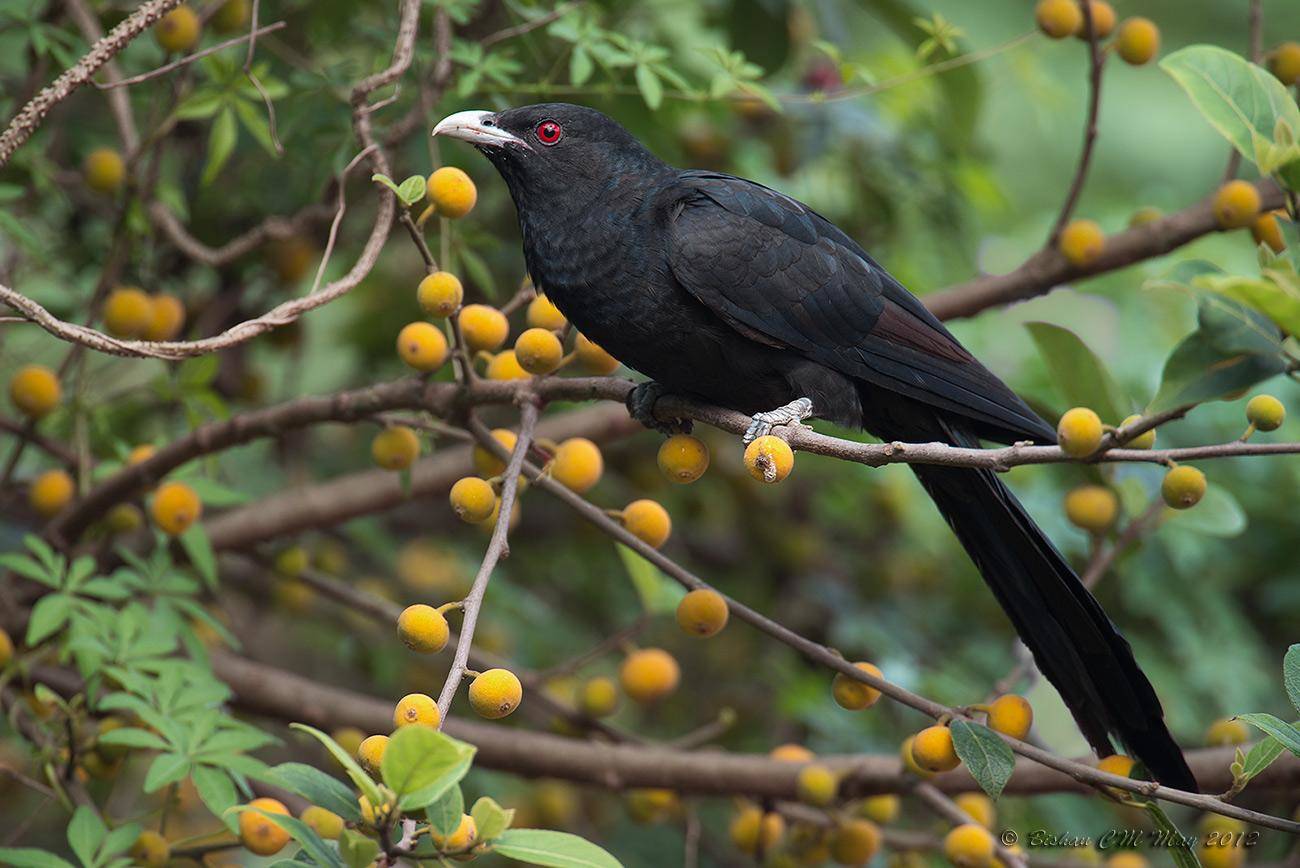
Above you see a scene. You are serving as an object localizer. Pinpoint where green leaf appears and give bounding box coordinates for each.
[382,726,475,810]
[270,762,362,821]
[96,727,169,751]
[338,829,379,868]
[1163,485,1246,538]
[1025,322,1127,423]
[67,805,105,868]
[1236,735,1286,785]
[1235,713,1300,757]
[396,175,426,207]
[99,823,141,864]
[1161,45,1300,171]
[1140,801,1201,868]
[143,752,192,792]
[634,64,662,109]
[191,765,239,832]
[491,829,623,868]
[615,544,684,615]
[201,107,238,187]
[178,525,217,590]
[1197,272,1300,339]
[0,849,78,868]
[949,720,1015,799]
[27,593,72,644]
[1151,294,1288,412]
[426,786,464,838]
[289,723,383,806]
[470,795,512,842]
[570,46,593,85]
[371,173,401,197]
[1285,645,1300,715]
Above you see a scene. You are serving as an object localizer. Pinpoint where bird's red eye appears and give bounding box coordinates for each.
[535,120,562,145]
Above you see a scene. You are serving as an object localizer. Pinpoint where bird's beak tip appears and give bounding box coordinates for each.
[432,110,526,150]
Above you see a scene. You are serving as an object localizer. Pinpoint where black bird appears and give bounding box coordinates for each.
[434,103,1196,791]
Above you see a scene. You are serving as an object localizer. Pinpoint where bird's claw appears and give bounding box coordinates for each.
[626,382,691,435]
[743,397,813,444]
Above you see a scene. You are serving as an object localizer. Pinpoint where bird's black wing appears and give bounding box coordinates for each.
[666,171,1053,443]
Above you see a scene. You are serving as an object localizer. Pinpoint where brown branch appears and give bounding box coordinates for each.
[0,417,78,468]
[0,0,183,166]
[435,399,539,722]
[63,0,139,152]
[1046,1,1106,244]
[925,180,1287,321]
[480,2,581,49]
[95,22,287,89]
[912,781,1024,868]
[148,200,335,266]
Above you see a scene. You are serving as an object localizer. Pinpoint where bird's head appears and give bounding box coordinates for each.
[432,103,664,204]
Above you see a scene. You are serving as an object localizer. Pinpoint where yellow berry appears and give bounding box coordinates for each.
[1199,847,1244,868]
[103,287,153,338]
[273,546,309,578]
[1059,219,1105,267]
[911,725,960,773]
[1119,414,1156,449]
[622,499,672,548]
[1247,394,1285,431]
[729,804,784,855]
[1213,180,1262,230]
[832,662,883,711]
[1129,206,1164,227]
[1115,17,1159,65]
[331,726,366,758]
[239,798,290,857]
[486,349,529,380]
[396,321,449,372]
[128,444,156,465]
[394,692,441,728]
[1064,485,1118,534]
[155,5,201,53]
[1057,407,1103,457]
[397,604,449,653]
[1075,0,1115,39]
[1270,42,1300,86]
[301,805,344,840]
[83,148,125,194]
[372,425,420,471]
[418,271,463,317]
[770,743,815,763]
[626,788,677,824]
[620,648,680,703]
[473,428,517,477]
[144,294,185,341]
[29,469,74,518]
[432,813,478,853]
[675,588,728,637]
[1107,853,1149,868]
[9,365,60,419]
[795,764,838,807]
[986,694,1034,741]
[527,294,567,330]
[1252,213,1287,253]
[211,0,249,32]
[458,304,509,352]
[551,437,603,493]
[129,831,170,868]
[830,818,881,865]
[267,237,315,285]
[578,676,619,717]
[427,167,477,219]
[954,792,996,829]
[1035,0,1081,38]
[106,503,143,534]
[574,333,620,374]
[858,794,899,824]
[657,434,709,483]
[1205,717,1250,746]
[469,668,523,719]
[514,328,564,375]
[944,823,996,868]
[151,481,201,536]
[450,477,497,523]
[744,435,794,483]
[1097,753,1134,778]
[1161,465,1206,509]
[356,734,388,774]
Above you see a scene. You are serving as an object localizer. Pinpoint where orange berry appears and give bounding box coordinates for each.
[1075,0,1115,39]
[944,823,995,868]
[954,793,996,829]
[574,333,620,374]
[417,271,463,317]
[1213,180,1262,230]
[396,321,449,372]
[393,692,441,728]
[356,734,388,774]
[485,349,529,380]
[526,294,567,330]
[151,481,201,536]
[1057,407,1103,457]
[832,662,883,710]
[238,798,290,856]
[620,648,680,703]
[514,328,564,375]
[1035,0,1081,38]
[1161,465,1206,509]
[830,818,881,865]
[472,428,517,477]
[1270,42,1300,86]
[128,831,169,868]
[675,588,728,637]
[770,744,815,763]
[1119,414,1156,449]
[397,604,449,653]
[729,804,784,855]
[657,434,709,483]
[103,287,152,338]
[300,806,344,840]
[986,694,1034,740]
[458,304,509,352]
[154,5,201,53]
[1097,753,1135,779]
[127,444,156,465]
[900,735,934,778]
[744,435,794,483]
[550,437,603,493]
[578,676,619,718]
[432,813,478,853]
[371,425,420,471]
[468,668,523,719]
[796,764,839,807]
[83,148,125,194]
[911,725,960,773]
[1059,219,1105,266]
[29,469,74,518]
[267,237,315,285]
[622,499,672,548]
[1205,717,1250,746]
[450,477,496,523]
[144,294,185,341]
[1251,213,1286,253]
[211,0,249,32]
[1064,485,1119,533]
[9,365,60,419]
[427,167,477,219]
[1116,17,1159,65]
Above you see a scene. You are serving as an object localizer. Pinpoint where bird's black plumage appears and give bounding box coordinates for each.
[439,103,1196,790]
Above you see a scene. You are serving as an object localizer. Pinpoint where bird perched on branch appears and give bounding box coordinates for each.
[434,103,1197,791]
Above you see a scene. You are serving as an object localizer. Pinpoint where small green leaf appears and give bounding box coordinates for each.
[634,64,662,109]
[270,762,362,821]
[289,723,383,806]
[371,174,401,196]
[191,765,239,831]
[66,806,105,868]
[0,849,78,868]
[179,525,217,590]
[470,795,512,842]
[1235,713,1300,757]
[1026,322,1128,423]
[201,107,238,187]
[27,594,73,644]
[338,829,379,868]
[1140,801,1201,868]
[426,786,464,838]
[1285,645,1300,715]
[96,727,169,751]
[949,720,1015,799]
[1237,735,1286,784]
[491,829,623,868]
[396,175,426,207]
[144,752,192,792]
[615,544,684,615]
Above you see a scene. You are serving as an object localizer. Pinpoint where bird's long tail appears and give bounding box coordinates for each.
[875,415,1197,791]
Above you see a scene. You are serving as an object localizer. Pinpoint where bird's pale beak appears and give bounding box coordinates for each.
[432,110,529,149]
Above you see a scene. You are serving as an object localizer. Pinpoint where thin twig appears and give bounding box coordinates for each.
[480,2,581,49]
[95,21,286,89]
[1047,4,1105,244]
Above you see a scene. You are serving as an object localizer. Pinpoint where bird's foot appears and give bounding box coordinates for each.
[744,397,813,443]
[626,381,691,435]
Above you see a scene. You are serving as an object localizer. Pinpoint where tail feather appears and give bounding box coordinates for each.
[874,413,1197,791]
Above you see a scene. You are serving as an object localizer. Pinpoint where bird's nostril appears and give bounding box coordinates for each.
[484,118,495,127]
